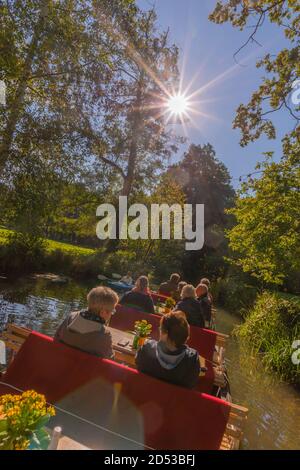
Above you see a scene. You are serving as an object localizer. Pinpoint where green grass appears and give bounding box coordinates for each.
[0,228,95,258]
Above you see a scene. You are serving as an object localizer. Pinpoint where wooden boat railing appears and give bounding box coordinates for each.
[0,323,248,450]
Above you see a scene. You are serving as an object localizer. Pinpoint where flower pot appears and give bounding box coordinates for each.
[138,337,146,347]
[133,335,147,349]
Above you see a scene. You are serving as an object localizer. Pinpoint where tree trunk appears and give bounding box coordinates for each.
[0,1,48,172]
[120,80,143,197]
[105,80,143,253]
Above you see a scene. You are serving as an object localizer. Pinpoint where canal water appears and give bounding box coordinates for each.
[0,275,299,449]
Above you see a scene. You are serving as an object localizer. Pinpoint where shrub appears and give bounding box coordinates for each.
[212,276,258,316]
[235,291,300,384]
[0,232,46,274]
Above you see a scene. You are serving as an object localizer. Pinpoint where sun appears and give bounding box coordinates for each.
[167,93,189,116]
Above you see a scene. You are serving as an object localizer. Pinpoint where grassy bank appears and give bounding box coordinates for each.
[0,229,95,257]
[235,291,300,386]
[0,228,100,278]
[0,229,154,280]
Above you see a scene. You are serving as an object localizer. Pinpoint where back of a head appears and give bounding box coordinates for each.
[200,278,210,288]
[196,283,208,298]
[87,286,119,315]
[170,273,180,284]
[135,275,149,292]
[181,284,196,300]
[160,311,189,348]
[178,281,187,293]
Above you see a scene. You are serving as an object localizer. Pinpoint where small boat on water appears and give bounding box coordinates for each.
[0,293,248,450]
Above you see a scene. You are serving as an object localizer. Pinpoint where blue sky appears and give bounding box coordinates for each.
[138,0,292,187]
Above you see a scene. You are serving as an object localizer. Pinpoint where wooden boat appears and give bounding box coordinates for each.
[0,319,248,450]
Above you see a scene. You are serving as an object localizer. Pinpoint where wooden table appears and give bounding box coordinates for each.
[108,326,206,376]
[108,327,136,366]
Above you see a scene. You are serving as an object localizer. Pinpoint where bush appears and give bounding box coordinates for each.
[235,291,300,385]
[102,250,153,278]
[0,232,46,274]
[212,276,258,316]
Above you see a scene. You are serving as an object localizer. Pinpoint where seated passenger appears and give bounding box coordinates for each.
[136,311,200,389]
[175,284,205,328]
[120,275,155,314]
[173,280,187,302]
[159,273,181,298]
[120,271,133,285]
[54,286,118,358]
[200,277,213,305]
[196,283,212,325]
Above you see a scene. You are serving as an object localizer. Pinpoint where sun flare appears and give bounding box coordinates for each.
[167,94,189,116]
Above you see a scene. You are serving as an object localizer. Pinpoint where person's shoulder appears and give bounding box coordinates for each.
[136,339,157,366]
[184,345,199,361]
[102,325,112,340]
[138,339,157,355]
[62,310,80,327]
[120,291,133,302]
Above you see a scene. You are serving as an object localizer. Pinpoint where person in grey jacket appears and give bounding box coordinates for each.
[54,286,118,359]
[136,311,200,389]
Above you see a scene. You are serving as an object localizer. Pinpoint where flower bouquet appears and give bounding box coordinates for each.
[132,320,152,349]
[0,390,55,450]
[164,297,176,313]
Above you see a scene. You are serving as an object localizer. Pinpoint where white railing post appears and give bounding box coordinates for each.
[48,426,62,450]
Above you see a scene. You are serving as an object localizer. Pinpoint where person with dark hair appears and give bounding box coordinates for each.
[135,311,200,389]
[120,275,155,314]
[55,286,118,358]
[159,273,181,297]
[175,284,205,328]
[196,283,212,327]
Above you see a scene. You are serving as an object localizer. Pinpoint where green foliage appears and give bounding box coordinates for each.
[134,319,152,337]
[212,275,259,315]
[227,134,300,289]
[235,291,300,384]
[1,231,46,273]
[209,0,300,147]
[0,390,55,450]
[168,143,235,282]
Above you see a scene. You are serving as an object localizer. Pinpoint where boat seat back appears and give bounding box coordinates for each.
[0,331,231,450]
[112,305,219,361]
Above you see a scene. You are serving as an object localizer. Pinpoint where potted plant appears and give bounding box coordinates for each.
[132,320,152,349]
[164,297,176,313]
[155,301,163,314]
[0,390,55,450]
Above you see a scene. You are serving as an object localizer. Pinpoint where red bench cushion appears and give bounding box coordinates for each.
[1,331,230,450]
[112,304,217,361]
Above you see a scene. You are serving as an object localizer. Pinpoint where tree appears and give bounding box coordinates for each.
[227,130,300,290]
[209,0,300,147]
[83,6,181,197]
[168,144,235,281]
[0,0,137,179]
